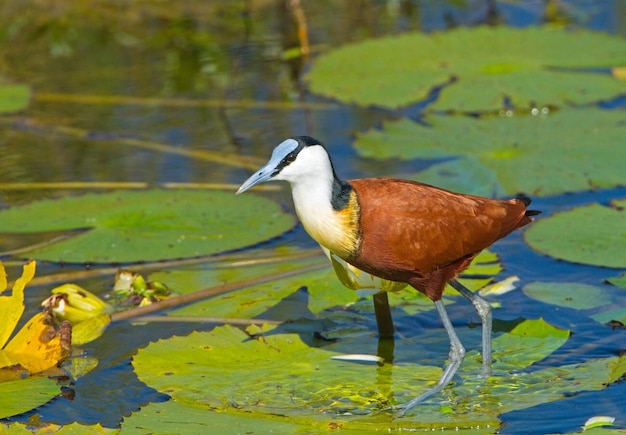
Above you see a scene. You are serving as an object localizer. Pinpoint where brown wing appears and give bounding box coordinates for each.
[350,178,532,278]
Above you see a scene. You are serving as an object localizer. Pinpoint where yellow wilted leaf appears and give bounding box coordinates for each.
[0,262,6,295]
[612,66,626,81]
[2,312,71,374]
[71,313,111,346]
[0,260,36,349]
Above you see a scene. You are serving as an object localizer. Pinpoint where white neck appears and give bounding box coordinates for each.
[291,171,335,240]
[274,146,353,256]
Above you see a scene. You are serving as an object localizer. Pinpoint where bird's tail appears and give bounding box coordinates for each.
[517,195,542,217]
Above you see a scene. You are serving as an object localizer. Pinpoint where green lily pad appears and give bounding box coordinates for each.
[525,199,626,268]
[474,355,626,416]
[306,26,626,111]
[607,272,626,289]
[409,155,506,197]
[0,423,30,435]
[133,324,486,430]
[590,308,626,324]
[121,400,304,434]
[607,353,626,383]
[0,377,60,419]
[489,318,570,372]
[0,79,30,114]
[0,190,296,263]
[590,307,626,325]
[354,109,626,197]
[130,319,626,430]
[523,282,611,310]
[1,422,117,434]
[133,325,438,416]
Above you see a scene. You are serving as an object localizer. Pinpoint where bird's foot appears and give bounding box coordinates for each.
[479,364,492,380]
[389,388,440,417]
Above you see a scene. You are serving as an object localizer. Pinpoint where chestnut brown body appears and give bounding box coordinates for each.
[346,178,534,300]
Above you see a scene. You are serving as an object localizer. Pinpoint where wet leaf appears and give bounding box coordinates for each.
[607,272,626,289]
[0,377,60,420]
[2,312,71,374]
[0,260,35,348]
[306,26,626,111]
[0,260,70,377]
[0,260,69,419]
[477,356,626,415]
[354,110,626,197]
[0,190,296,263]
[70,314,111,346]
[489,318,570,371]
[478,276,520,297]
[607,354,626,384]
[612,66,626,81]
[583,416,616,430]
[132,325,444,426]
[130,318,621,430]
[590,307,626,326]
[523,282,611,310]
[121,399,303,434]
[409,155,506,197]
[525,199,626,267]
[63,354,100,381]
[1,421,119,434]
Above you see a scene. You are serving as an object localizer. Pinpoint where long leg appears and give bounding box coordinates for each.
[395,299,465,415]
[448,279,492,378]
[373,291,395,338]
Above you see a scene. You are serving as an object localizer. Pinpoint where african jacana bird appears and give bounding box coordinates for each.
[237,136,539,414]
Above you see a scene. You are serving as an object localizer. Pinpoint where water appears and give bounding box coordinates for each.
[1,1,625,433]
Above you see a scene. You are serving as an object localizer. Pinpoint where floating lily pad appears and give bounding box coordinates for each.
[607,273,626,289]
[132,325,440,416]
[490,318,570,371]
[476,355,626,416]
[0,377,60,419]
[1,422,117,434]
[523,282,611,310]
[132,324,472,430]
[354,109,626,197]
[0,190,296,263]
[306,26,626,111]
[591,307,626,325]
[525,199,626,268]
[130,320,626,430]
[409,155,506,197]
[121,400,304,434]
[0,79,30,114]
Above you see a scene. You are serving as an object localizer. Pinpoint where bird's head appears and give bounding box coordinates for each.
[236,136,333,194]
